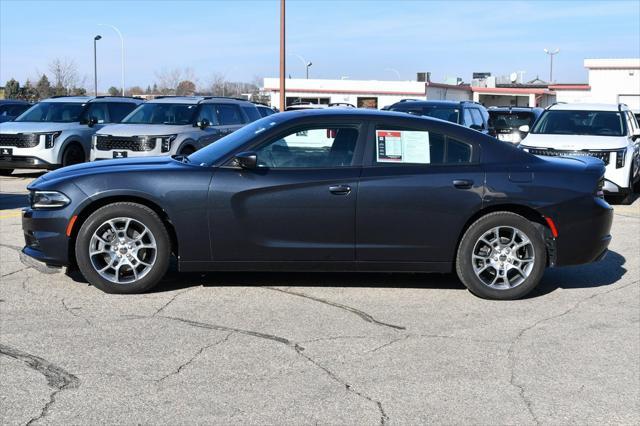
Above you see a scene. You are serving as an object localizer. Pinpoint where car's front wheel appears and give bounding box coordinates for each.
[0,169,13,176]
[456,212,546,300]
[75,202,171,293]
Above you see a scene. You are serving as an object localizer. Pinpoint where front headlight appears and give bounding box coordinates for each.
[615,149,626,169]
[30,190,71,209]
[37,132,62,149]
[158,134,177,153]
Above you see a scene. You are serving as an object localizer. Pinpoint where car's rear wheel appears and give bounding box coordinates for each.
[179,145,195,155]
[61,143,85,167]
[75,202,171,293]
[0,169,13,176]
[456,212,546,300]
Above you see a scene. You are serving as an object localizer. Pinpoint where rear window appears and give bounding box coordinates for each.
[391,104,459,123]
[489,111,535,130]
[532,110,625,136]
[258,106,275,117]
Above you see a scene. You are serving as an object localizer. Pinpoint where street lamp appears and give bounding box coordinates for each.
[543,48,560,83]
[99,24,125,95]
[93,35,101,96]
[305,61,312,79]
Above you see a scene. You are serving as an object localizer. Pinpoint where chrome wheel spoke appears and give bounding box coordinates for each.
[89,216,157,285]
[472,225,535,290]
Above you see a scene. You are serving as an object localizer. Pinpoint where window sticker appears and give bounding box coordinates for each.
[376,130,430,164]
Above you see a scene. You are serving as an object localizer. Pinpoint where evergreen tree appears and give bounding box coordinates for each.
[36,74,51,99]
[4,78,20,99]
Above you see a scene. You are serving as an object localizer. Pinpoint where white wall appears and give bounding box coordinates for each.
[425,87,471,101]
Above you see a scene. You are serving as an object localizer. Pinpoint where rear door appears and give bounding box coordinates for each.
[356,120,484,267]
[210,121,365,263]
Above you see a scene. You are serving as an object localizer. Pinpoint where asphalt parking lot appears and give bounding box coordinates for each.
[1,170,639,425]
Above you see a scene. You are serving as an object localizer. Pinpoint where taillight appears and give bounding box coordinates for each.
[596,176,605,198]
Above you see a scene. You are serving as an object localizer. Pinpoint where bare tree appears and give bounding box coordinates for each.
[48,57,80,93]
[207,73,228,96]
[154,67,198,95]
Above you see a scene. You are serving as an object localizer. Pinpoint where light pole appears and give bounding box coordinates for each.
[385,68,402,80]
[93,35,101,96]
[279,0,286,111]
[99,24,125,95]
[543,48,560,83]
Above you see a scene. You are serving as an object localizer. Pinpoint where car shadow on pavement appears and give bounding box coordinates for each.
[528,249,627,298]
[0,193,29,210]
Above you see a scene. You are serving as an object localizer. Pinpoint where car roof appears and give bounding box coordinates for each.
[146,96,205,104]
[391,100,479,108]
[41,96,93,103]
[0,99,30,105]
[90,96,143,103]
[200,97,253,105]
[548,103,628,112]
[488,107,542,113]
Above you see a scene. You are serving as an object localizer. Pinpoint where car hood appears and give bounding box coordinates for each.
[0,121,81,134]
[31,156,190,188]
[521,134,628,150]
[97,123,193,137]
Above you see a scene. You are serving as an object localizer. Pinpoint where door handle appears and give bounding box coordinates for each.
[329,184,351,195]
[453,179,473,189]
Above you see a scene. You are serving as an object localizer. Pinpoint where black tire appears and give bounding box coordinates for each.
[456,212,547,300]
[0,169,13,176]
[61,143,85,167]
[75,202,171,294]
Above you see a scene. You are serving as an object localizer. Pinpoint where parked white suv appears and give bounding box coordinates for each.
[520,103,640,201]
[0,96,141,175]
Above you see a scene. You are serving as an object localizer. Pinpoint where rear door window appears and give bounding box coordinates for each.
[196,104,220,125]
[241,105,261,122]
[374,127,472,165]
[216,104,244,125]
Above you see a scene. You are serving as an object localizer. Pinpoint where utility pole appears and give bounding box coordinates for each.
[279,0,286,111]
[543,48,560,83]
[93,35,102,96]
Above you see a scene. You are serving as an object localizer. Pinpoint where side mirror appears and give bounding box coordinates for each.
[87,116,98,127]
[234,151,257,169]
[197,118,210,130]
[518,125,530,133]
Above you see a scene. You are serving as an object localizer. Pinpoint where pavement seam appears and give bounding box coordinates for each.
[0,343,79,425]
[262,286,406,331]
[159,315,389,425]
[156,332,233,383]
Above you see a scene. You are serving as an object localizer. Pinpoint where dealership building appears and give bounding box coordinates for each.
[263,58,639,112]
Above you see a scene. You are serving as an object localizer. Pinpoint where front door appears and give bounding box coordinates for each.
[209,124,364,262]
[356,123,484,265]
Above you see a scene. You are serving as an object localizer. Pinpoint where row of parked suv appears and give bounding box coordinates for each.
[0,95,275,175]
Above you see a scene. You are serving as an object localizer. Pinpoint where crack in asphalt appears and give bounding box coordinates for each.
[363,335,410,354]
[508,279,640,425]
[160,315,389,425]
[0,343,79,425]
[60,298,93,326]
[152,287,199,317]
[157,332,233,383]
[262,286,406,331]
[1,266,30,278]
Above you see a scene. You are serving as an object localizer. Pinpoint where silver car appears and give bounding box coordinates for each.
[0,96,142,175]
[91,96,263,160]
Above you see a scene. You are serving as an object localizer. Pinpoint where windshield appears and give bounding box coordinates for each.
[121,103,198,125]
[532,110,625,136]
[393,105,459,123]
[489,112,535,130]
[188,115,283,166]
[14,102,86,123]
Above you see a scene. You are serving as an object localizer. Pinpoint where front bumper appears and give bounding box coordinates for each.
[0,156,57,170]
[22,207,72,266]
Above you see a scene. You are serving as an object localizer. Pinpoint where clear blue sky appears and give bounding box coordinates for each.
[1,0,639,91]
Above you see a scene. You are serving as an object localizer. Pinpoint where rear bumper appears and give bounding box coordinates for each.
[544,196,613,267]
[0,156,57,170]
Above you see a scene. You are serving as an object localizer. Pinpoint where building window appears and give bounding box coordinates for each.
[286,97,330,107]
[357,97,378,109]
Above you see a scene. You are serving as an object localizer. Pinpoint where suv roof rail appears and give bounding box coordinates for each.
[545,101,567,110]
[328,102,356,108]
[398,99,421,103]
[93,95,144,100]
[200,96,249,102]
[49,95,91,99]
